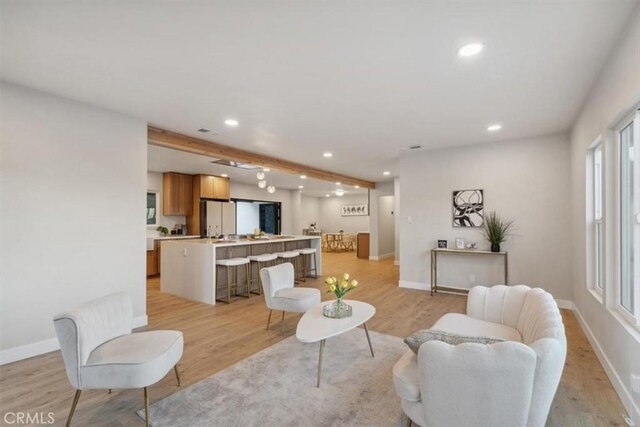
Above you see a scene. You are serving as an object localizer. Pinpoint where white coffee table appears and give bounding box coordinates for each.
[296,300,376,387]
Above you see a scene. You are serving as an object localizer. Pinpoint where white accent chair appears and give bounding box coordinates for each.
[393,285,566,427]
[53,293,183,427]
[259,262,321,330]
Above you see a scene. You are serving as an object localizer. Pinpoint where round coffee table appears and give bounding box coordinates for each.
[296,300,376,387]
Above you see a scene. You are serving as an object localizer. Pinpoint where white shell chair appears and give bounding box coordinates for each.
[53,292,183,427]
[259,262,321,330]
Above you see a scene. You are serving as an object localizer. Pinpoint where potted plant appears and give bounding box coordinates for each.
[323,273,358,318]
[482,212,514,253]
[156,226,169,237]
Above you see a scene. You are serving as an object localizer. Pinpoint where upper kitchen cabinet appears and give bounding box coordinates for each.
[163,172,193,216]
[194,174,230,201]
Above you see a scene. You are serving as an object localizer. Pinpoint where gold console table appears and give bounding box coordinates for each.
[430,248,508,296]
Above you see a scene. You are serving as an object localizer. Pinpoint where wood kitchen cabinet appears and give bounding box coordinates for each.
[163,172,193,216]
[146,250,158,276]
[194,174,230,201]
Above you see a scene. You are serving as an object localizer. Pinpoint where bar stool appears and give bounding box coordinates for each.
[274,250,301,282]
[215,257,250,304]
[298,248,318,282]
[247,253,278,295]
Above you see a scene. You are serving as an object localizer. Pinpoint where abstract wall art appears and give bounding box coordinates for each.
[452,189,484,227]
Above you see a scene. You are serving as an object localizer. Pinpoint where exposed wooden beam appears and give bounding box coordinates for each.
[147,126,376,189]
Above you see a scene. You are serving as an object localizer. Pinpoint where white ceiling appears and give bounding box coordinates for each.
[2,1,638,181]
[148,145,368,198]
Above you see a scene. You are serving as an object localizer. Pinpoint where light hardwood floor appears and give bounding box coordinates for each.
[0,252,627,426]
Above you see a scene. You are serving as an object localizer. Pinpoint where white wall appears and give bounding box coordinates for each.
[394,177,401,263]
[300,195,320,232]
[399,134,573,298]
[146,171,186,235]
[236,201,260,234]
[230,181,294,234]
[0,83,148,364]
[318,194,370,233]
[569,5,640,421]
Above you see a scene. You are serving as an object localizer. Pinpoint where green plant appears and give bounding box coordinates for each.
[157,226,169,236]
[482,212,514,244]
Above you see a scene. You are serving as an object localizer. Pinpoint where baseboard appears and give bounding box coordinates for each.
[369,252,395,261]
[0,314,149,366]
[572,304,640,425]
[555,299,575,310]
[399,280,429,290]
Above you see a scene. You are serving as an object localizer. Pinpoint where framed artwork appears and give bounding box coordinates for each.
[341,204,368,216]
[452,189,484,227]
[437,240,448,248]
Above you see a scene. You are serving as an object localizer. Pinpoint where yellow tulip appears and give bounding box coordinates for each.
[343,273,350,281]
[329,284,337,292]
[340,281,348,289]
[351,280,358,287]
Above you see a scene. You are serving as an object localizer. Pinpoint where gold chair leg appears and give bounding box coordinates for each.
[174,365,181,386]
[245,263,251,298]
[226,266,231,303]
[144,387,150,427]
[108,388,112,394]
[282,310,285,321]
[65,389,81,427]
[266,309,273,330]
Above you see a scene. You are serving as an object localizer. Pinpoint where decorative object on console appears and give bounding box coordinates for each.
[156,226,169,236]
[466,241,478,249]
[341,203,368,216]
[323,273,358,318]
[482,211,515,252]
[437,239,448,248]
[452,189,484,227]
[455,237,465,249]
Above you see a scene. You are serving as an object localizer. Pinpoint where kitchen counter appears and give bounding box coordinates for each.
[160,236,322,305]
[152,235,201,240]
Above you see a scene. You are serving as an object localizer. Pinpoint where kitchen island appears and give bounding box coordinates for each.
[160,236,322,305]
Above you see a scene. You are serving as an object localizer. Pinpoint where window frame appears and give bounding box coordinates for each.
[587,137,605,296]
[146,191,159,227]
[614,108,640,328]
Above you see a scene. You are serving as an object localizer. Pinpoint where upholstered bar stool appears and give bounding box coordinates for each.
[247,253,278,295]
[216,257,250,303]
[298,247,318,282]
[274,250,301,282]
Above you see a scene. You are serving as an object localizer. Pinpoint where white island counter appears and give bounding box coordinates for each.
[160,236,322,305]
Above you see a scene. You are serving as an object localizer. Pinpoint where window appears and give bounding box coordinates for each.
[618,110,639,322]
[592,142,604,290]
[147,192,158,226]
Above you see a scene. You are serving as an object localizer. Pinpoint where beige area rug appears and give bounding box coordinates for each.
[138,328,407,427]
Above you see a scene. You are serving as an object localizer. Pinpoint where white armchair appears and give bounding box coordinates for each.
[393,285,566,427]
[54,292,183,427]
[259,262,321,330]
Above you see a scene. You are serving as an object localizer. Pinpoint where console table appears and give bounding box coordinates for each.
[430,248,508,296]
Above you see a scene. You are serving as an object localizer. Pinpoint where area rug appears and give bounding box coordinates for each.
[138,328,407,426]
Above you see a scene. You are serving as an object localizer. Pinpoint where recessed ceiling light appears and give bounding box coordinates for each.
[383,171,391,176]
[221,173,228,178]
[300,175,307,179]
[325,194,330,197]
[298,185,304,189]
[336,182,341,185]
[487,124,502,132]
[457,42,483,57]
[323,152,333,158]
[335,189,345,196]
[197,128,210,133]
[224,119,239,127]
[263,168,270,172]
[355,185,360,189]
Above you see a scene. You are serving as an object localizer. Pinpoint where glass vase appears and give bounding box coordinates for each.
[323,298,353,318]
